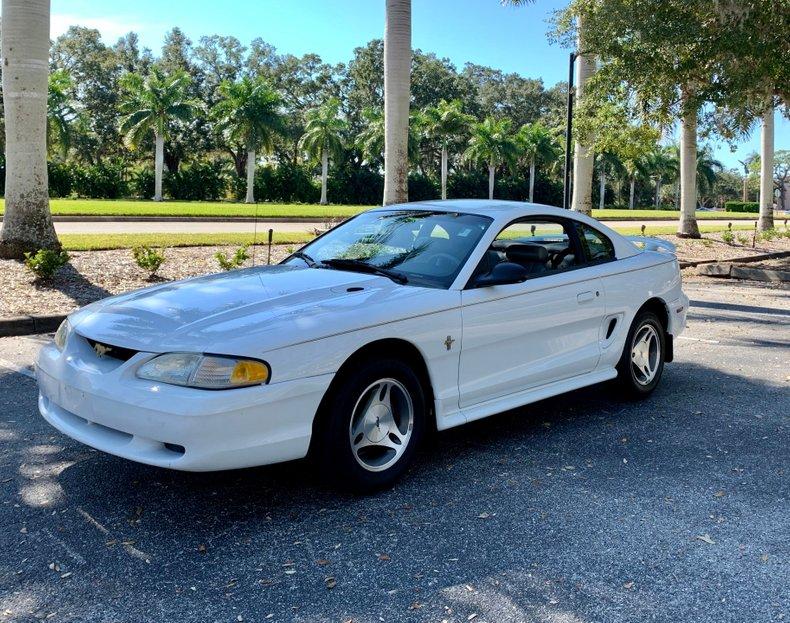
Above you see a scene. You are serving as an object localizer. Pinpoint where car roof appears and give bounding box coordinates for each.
[370,199,568,220]
[368,199,641,260]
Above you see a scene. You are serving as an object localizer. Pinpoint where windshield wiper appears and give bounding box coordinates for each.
[289,250,318,267]
[321,258,408,284]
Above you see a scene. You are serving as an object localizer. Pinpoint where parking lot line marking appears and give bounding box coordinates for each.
[0,357,35,379]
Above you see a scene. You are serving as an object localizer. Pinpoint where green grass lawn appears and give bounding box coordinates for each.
[0,198,758,221]
[58,221,754,251]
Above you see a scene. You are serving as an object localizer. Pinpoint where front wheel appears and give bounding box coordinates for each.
[616,311,666,399]
[314,358,426,493]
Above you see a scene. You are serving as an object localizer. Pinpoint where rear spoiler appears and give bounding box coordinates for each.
[625,236,677,254]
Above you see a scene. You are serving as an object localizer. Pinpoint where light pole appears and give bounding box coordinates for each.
[562,52,577,210]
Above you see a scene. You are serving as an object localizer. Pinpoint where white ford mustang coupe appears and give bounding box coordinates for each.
[38,200,688,491]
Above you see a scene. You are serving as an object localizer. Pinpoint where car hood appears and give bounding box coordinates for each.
[69,265,455,355]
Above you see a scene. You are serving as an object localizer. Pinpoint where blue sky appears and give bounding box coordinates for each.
[50,0,787,170]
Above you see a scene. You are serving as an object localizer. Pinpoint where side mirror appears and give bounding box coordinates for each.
[474,261,528,287]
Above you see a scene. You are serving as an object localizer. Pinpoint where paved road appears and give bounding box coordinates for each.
[0,279,787,622]
[51,218,757,235]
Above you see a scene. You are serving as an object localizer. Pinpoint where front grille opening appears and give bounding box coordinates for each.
[85,338,138,362]
[164,443,186,455]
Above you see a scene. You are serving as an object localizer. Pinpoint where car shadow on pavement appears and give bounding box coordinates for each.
[5,361,788,623]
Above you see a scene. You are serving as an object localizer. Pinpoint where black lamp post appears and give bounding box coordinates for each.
[563,51,577,210]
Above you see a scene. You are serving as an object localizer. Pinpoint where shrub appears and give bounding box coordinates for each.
[724,201,759,213]
[247,162,320,203]
[24,249,70,280]
[72,161,128,198]
[215,244,249,271]
[408,173,439,202]
[132,245,166,279]
[165,160,228,201]
[721,230,734,244]
[130,168,155,199]
[758,228,778,241]
[48,162,74,197]
[327,165,384,205]
[736,234,748,244]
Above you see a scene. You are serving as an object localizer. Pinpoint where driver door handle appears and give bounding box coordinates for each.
[577,290,597,303]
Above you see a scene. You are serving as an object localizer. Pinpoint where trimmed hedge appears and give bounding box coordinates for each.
[724,201,759,213]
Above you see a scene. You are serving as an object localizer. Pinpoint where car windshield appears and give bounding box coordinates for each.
[283,210,493,288]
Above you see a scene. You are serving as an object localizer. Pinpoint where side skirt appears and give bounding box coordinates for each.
[436,368,618,431]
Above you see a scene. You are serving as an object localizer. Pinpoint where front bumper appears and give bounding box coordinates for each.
[36,337,332,472]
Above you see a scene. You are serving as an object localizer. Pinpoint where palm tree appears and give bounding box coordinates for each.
[465,117,519,200]
[516,122,559,203]
[646,147,679,209]
[212,76,283,203]
[422,99,473,200]
[677,95,700,237]
[622,154,649,210]
[595,151,624,210]
[119,68,199,202]
[47,70,78,159]
[299,98,347,205]
[383,0,412,205]
[0,0,60,259]
[696,147,723,201]
[357,106,422,167]
[758,104,775,231]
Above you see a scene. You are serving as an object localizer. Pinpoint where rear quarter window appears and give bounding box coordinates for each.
[575,223,616,263]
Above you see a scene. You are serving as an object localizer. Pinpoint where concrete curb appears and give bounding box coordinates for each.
[679,250,790,269]
[0,215,762,224]
[698,262,790,282]
[0,314,66,337]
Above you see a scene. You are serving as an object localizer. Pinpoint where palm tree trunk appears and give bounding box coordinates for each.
[441,145,448,200]
[488,162,495,200]
[599,167,606,210]
[320,149,329,205]
[529,158,536,203]
[154,133,164,202]
[678,103,700,238]
[629,177,635,210]
[571,15,596,216]
[758,105,774,231]
[245,149,256,203]
[0,0,60,259]
[383,0,411,205]
[741,176,748,202]
[654,178,661,208]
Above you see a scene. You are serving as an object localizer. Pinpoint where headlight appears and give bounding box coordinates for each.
[54,319,72,351]
[136,353,270,389]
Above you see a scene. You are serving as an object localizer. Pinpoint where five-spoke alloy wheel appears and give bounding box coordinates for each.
[617,310,666,398]
[314,358,426,492]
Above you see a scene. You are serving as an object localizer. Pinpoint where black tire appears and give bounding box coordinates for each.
[313,358,426,493]
[616,310,666,399]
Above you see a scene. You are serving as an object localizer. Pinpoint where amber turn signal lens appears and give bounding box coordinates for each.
[230,360,269,385]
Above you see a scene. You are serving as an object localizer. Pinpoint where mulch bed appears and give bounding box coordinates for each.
[2,233,789,318]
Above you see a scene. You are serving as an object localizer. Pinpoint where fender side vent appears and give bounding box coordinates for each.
[346,286,364,292]
[605,318,617,340]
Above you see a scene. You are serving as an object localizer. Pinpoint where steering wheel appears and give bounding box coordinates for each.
[550,247,573,268]
[427,252,458,272]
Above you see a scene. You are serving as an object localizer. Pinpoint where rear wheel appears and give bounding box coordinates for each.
[616,311,665,398]
[314,358,426,493]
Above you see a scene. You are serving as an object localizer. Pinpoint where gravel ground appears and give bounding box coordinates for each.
[1,233,788,317]
[0,279,787,622]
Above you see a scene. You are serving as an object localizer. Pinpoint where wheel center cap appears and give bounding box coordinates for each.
[364,404,391,443]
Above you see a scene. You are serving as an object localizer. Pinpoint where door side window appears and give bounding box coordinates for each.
[574,223,616,265]
[470,218,579,284]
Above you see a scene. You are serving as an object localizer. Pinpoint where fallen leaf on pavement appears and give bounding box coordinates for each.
[623,581,634,589]
[325,576,336,589]
[696,534,716,545]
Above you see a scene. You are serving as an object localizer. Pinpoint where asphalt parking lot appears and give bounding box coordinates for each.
[1,278,788,623]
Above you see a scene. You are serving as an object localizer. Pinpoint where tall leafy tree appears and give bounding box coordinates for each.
[465,117,519,200]
[645,147,679,209]
[515,122,559,203]
[299,98,347,205]
[0,0,60,259]
[119,69,200,201]
[212,76,283,203]
[356,106,422,168]
[421,99,473,200]
[383,0,412,205]
[47,69,78,158]
[696,147,723,199]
